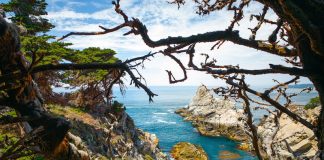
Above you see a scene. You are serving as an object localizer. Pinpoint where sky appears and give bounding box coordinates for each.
[1,0,311,87]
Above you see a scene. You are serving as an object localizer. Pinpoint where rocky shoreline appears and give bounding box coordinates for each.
[175,85,320,159]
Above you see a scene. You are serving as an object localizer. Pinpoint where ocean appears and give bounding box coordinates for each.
[113,86,318,160]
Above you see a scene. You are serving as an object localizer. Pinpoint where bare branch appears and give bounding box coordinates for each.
[249,5,269,40]
[238,80,263,160]
[58,4,297,57]
[165,54,187,84]
[264,76,299,95]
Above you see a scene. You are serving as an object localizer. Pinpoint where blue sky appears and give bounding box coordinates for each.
[1,0,311,87]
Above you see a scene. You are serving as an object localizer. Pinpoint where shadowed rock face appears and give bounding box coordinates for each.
[170,142,208,160]
[175,85,249,142]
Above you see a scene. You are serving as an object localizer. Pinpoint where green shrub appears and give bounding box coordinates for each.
[112,101,125,113]
[304,97,321,110]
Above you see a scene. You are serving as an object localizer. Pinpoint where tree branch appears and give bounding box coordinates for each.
[239,83,263,160]
[205,65,307,76]
[59,5,297,57]
[226,77,315,130]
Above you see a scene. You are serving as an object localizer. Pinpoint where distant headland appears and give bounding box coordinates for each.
[289,83,314,88]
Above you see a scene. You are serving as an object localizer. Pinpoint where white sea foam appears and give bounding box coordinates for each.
[157,119,177,124]
[167,109,174,113]
[153,112,168,115]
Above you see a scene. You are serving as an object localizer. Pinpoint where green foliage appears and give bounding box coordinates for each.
[304,97,321,110]
[21,35,73,65]
[72,47,118,64]
[2,0,122,109]
[16,154,45,160]
[4,110,17,117]
[112,101,125,113]
[64,47,119,84]
[47,104,86,117]
[144,154,154,160]
[2,0,54,34]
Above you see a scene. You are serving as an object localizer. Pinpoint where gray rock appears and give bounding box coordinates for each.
[175,85,249,142]
[258,106,320,159]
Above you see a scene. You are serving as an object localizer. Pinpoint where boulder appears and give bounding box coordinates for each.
[170,142,208,160]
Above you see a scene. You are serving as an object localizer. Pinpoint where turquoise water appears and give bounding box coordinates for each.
[113,86,318,160]
[114,86,255,159]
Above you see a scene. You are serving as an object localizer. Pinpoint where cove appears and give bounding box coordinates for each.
[114,86,256,160]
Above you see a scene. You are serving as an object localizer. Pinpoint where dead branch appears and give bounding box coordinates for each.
[226,76,315,130]
[238,78,263,160]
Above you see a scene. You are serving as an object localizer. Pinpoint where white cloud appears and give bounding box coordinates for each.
[45,0,311,86]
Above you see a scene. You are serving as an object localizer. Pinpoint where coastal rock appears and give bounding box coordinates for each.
[218,150,241,160]
[175,85,249,142]
[170,142,208,160]
[258,105,320,159]
[48,105,167,160]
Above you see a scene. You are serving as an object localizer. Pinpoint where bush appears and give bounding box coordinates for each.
[304,97,321,110]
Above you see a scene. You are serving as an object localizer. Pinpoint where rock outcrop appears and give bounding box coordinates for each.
[218,150,241,160]
[258,105,320,159]
[175,85,249,142]
[170,142,208,160]
[176,85,320,159]
[48,105,167,160]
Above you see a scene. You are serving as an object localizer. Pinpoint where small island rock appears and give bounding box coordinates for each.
[170,142,208,160]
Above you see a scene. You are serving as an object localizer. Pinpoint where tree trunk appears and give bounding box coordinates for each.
[263,1,324,157]
[298,35,324,158]
[313,78,324,158]
[0,17,70,157]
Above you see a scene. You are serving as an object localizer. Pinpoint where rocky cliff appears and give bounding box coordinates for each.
[175,85,249,143]
[47,104,167,160]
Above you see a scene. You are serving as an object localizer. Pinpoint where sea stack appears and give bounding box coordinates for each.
[175,85,249,143]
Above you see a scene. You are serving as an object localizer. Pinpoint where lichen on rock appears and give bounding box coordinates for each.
[170,142,208,160]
